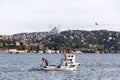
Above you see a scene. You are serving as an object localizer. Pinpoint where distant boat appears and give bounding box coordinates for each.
[40,54,80,71]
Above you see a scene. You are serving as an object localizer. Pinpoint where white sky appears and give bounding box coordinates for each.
[0,0,120,35]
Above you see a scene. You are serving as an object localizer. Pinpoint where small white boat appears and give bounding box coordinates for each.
[40,54,80,71]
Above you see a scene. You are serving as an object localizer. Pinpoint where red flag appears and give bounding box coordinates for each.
[95,22,99,25]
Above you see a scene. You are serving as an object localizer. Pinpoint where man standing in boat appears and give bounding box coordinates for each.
[45,58,48,66]
[42,58,49,67]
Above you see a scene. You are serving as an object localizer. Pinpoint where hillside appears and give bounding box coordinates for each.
[1,30,120,53]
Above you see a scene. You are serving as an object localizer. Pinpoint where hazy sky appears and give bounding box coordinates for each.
[0,0,120,35]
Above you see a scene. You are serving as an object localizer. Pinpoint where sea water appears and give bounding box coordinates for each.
[0,53,120,80]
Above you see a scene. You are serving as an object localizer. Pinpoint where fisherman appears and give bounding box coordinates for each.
[45,58,49,66]
[42,58,46,68]
[42,58,48,68]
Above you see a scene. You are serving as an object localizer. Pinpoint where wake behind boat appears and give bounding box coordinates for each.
[40,54,80,71]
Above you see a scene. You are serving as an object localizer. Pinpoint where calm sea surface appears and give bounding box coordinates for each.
[0,53,120,80]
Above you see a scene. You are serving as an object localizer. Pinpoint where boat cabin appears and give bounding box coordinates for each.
[61,54,76,66]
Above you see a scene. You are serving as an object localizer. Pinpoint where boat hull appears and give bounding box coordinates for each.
[41,63,80,71]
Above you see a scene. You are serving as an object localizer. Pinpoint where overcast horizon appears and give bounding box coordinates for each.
[0,0,120,35]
